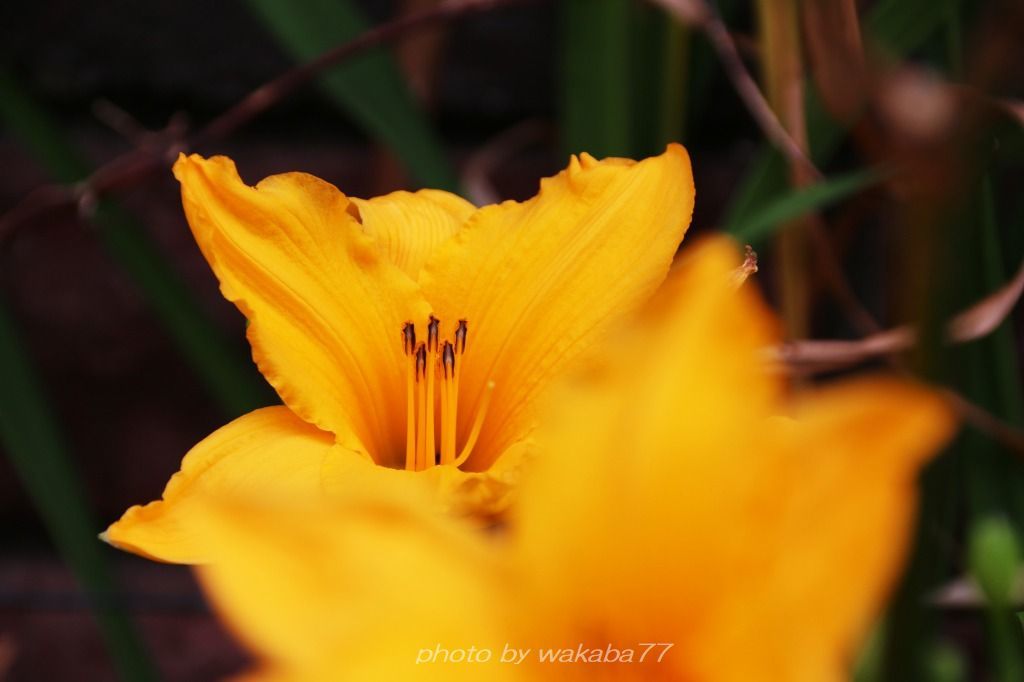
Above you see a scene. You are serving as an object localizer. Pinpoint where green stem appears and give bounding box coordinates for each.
[0,298,156,681]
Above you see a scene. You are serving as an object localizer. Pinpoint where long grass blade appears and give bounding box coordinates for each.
[727,167,883,245]
[0,297,156,681]
[244,0,457,189]
[560,0,633,157]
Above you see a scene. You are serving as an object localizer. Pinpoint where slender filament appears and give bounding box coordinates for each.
[403,323,417,471]
[440,342,456,464]
[415,343,427,471]
[405,354,416,471]
[424,316,439,469]
[453,381,495,468]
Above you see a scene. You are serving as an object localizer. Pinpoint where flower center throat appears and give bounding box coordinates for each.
[402,317,493,471]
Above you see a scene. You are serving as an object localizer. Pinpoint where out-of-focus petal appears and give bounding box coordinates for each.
[194,491,521,681]
[515,237,954,681]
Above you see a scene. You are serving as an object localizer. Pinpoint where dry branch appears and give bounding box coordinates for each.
[0,0,541,246]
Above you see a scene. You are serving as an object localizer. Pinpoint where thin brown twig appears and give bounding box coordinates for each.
[461,119,549,205]
[0,0,541,246]
[778,351,1024,459]
[944,391,1024,456]
[651,0,822,181]
[199,0,539,143]
[91,100,188,152]
[769,257,1024,456]
[776,256,1024,370]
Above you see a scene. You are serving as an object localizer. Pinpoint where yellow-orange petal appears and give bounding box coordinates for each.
[351,189,476,280]
[101,406,339,564]
[424,439,536,517]
[173,154,429,463]
[421,144,695,470]
[194,491,519,681]
[712,379,954,682]
[514,237,955,682]
[319,438,535,519]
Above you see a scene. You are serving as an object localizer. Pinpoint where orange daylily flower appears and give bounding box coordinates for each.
[187,238,955,681]
[103,145,695,563]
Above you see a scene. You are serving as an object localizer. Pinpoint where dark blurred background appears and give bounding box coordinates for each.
[1,0,1023,679]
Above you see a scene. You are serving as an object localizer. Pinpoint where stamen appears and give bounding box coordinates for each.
[454,319,467,355]
[441,342,456,380]
[402,322,416,355]
[427,315,440,352]
[439,342,456,464]
[451,321,466,462]
[439,357,450,465]
[403,322,417,471]
[400,319,487,472]
[405,352,416,471]
[453,381,495,468]
[424,326,437,468]
[415,342,427,379]
[415,343,427,470]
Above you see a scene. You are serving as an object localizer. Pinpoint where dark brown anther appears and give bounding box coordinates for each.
[455,319,468,354]
[427,315,440,352]
[441,341,455,379]
[415,343,427,380]
[402,322,416,355]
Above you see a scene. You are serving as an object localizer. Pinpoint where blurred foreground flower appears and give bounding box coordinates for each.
[191,238,954,681]
[103,145,694,563]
